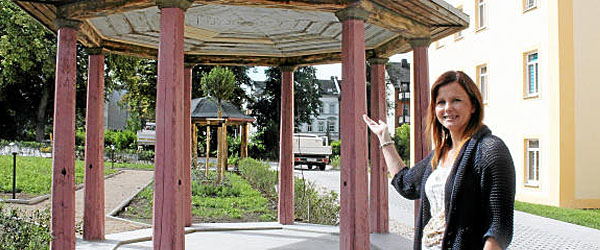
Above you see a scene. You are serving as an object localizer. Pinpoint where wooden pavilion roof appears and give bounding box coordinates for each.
[191,97,255,125]
[14,0,468,66]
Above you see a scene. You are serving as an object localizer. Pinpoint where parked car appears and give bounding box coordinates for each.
[293,133,332,170]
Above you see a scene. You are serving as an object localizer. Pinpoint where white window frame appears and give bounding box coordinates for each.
[318,105,324,114]
[478,65,488,104]
[524,0,537,11]
[306,123,312,132]
[318,121,325,132]
[477,0,487,30]
[526,139,540,186]
[328,120,335,132]
[329,103,335,114]
[525,51,539,97]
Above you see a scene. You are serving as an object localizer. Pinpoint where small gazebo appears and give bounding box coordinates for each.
[190,97,255,177]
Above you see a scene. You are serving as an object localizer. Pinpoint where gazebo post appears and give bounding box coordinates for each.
[83,47,106,240]
[368,57,389,233]
[336,7,370,250]
[409,38,432,226]
[241,123,248,158]
[192,123,198,169]
[153,1,191,249]
[221,122,228,178]
[206,125,210,175]
[278,65,296,225]
[51,17,80,250]
[183,64,193,227]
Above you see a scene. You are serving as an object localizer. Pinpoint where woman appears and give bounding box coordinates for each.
[363,71,515,250]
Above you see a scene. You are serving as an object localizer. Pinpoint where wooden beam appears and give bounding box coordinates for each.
[78,21,103,47]
[359,1,430,38]
[371,34,407,58]
[57,0,154,19]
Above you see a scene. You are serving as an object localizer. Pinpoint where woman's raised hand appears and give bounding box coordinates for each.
[362,114,392,142]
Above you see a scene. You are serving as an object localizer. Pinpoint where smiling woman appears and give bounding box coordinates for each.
[363,70,516,250]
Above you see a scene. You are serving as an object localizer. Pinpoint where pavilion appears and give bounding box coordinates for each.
[12,0,467,249]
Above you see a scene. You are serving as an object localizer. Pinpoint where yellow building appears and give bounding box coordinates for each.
[426,0,600,208]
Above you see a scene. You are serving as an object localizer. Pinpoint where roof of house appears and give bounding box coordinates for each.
[191,97,255,123]
[386,59,411,87]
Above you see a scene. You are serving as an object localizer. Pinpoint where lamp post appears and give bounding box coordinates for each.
[110,144,115,169]
[9,142,19,199]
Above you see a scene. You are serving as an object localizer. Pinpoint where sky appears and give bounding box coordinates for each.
[247,52,413,81]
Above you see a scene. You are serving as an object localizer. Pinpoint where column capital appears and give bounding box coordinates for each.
[155,0,193,10]
[54,18,82,30]
[279,65,297,72]
[184,63,196,69]
[368,57,389,65]
[408,38,432,48]
[335,7,370,22]
[85,47,105,55]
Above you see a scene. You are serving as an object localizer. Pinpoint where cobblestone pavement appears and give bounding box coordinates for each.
[294,166,600,249]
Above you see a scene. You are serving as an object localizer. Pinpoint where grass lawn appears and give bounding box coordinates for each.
[0,155,119,196]
[515,200,600,230]
[111,162,154,170]
[118,171,276,224]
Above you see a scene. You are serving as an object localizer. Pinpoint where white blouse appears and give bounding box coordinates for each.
[422,164,452,250]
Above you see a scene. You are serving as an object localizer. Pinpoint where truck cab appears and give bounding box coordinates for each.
[293,133,332,170]
[136,122,156,148]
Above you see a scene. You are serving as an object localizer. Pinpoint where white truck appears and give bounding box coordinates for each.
[136,122,156,148]
[293,133,332,171]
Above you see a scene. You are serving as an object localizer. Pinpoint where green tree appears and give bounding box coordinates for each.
[249,66,322,159]
[201,66,236,118]
[0,0,56,141]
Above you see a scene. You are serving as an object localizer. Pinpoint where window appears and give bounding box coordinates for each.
[455,6,464,40]
[328,121,335,132]
[526,139,540,186]
[318,121,325,132]
[477,65,488,103]
[329,103,336,114]
[476,0,487,30]
[318,105,324,114]
[307,123,312,132]
[524,0,537,11]
[525,51,539,97]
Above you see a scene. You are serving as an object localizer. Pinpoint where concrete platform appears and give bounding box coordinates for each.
[76,222,413,250]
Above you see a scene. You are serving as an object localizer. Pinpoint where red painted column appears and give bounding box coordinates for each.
[83,48,106,240]
[50,18,80,250]
[154,2,190,249]
[335,7,370,250]
[183,64,193,227]
[409,38,432,226]
[368,58,389,233]
[278,66,296,225]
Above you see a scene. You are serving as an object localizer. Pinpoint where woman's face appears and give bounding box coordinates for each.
[435,81,475,137]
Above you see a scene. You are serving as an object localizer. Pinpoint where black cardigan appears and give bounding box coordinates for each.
[391,126,515,250]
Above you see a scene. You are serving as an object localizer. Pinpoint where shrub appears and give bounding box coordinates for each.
[330,155,340,169]
[394,123,410,164]
[238,158,277,199]
[294,178,340,225]
[330,140,341,158]
[104,129,137,150]
[238,158,340,225]
[0,205,51,250]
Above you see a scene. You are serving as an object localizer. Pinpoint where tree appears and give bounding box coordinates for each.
[0,0,56,141]
[201,66,236,118]
[249,66,322,159]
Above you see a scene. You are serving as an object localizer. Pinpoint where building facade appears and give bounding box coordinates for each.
[387,60,411,128]
[427,0,600,208]
[298,76,341,142]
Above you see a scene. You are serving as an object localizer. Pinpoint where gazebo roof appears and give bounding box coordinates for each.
[191,97,255,123]
[14,0,468,66]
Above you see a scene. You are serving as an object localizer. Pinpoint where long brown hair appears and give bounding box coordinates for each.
[426,71,484,168]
